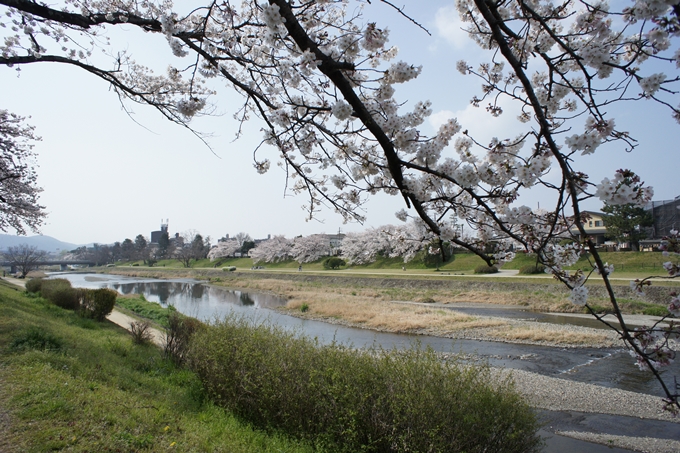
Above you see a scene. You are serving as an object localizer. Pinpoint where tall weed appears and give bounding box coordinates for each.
[164,311,203,365]
[188,316,541,453]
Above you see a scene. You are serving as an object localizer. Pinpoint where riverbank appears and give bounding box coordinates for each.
[98,268,676,349]
[16,272,680,452]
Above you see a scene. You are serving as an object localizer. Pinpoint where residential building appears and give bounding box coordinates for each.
[570,211,608,245]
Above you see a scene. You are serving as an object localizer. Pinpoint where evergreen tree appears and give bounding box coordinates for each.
[602,203,654,251]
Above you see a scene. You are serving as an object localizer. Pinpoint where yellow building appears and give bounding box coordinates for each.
[570,211,608,245]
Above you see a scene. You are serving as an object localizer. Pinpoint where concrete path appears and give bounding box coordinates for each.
[106,310,165,346]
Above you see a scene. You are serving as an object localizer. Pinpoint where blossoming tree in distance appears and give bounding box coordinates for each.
[1,0,678,411]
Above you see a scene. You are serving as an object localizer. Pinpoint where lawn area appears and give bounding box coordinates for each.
[0,279,320,453]
[111,250,677,284]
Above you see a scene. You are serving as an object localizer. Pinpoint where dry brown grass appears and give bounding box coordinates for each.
[495,326,614,346]
[286,295,507,333]
[220,277,580,313]
[218,278,613,347]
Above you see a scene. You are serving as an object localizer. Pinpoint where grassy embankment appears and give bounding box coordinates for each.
[0,278,320,453]
[122,250,678,282]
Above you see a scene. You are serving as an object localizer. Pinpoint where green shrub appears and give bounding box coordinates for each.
[323,257,346,270]
[40,279,79,310]
[188,316,541,453]
[474,265,499,274]
[300,303,309,313]
[24,277,43,293]
[40,278,73,302]
[79,288,118,321]
[519,264,545,275]
[164,311,204,366]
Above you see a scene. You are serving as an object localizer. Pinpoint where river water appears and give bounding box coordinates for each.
[57,273,678,397]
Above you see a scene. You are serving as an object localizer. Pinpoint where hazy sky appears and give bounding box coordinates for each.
[1,0,677,245]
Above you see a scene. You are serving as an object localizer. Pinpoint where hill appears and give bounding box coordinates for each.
[0,234,78,253]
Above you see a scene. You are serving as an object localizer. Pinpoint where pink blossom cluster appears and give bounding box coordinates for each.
[595,169,654,206]
[630,327,677,371]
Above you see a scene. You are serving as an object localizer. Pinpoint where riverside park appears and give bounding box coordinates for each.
[1,251,679,453]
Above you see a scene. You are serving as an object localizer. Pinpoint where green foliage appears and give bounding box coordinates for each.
[519,264,545,275]
[300,303,309,313]
[474,265,499,274]
[10,327,62,351]
[24,277,42,293]
[164,311,204,366]
[78,288,118,321]
[40,279,79,310]
[115,296,176,328]
[38,280,116,321]
[602,203,654,250]
[322,257,346,270]
[188,316,541,453]
[643,305,672,317]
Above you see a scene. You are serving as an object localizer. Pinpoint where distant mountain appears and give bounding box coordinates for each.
[0,234,79,254]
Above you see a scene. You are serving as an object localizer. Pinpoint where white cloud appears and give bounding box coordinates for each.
[428,109,457,130]
[429,97,528,145]
[434,5,468,50]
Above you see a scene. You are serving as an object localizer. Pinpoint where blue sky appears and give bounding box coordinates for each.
[1,0,677,245]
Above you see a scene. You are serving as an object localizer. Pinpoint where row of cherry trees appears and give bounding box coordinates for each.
[238,221,446,265]
[1,0,678,411]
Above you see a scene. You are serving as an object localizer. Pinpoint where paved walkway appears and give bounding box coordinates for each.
[106,310,165,346]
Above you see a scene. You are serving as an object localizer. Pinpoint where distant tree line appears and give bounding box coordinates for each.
[70,230,211,268]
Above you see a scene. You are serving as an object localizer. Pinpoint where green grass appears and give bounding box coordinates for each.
[585,298,674,315]
[108,250,678,284]
[115,294,177,328]
[0,282,323,453]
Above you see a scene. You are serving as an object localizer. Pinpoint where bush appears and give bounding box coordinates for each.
[24,277,43,293]
[40,279,79,310]
[519,264,545,275]
[188,316,541,453]
[164,311,203,366]
[129,320,153,345]
[78,288,118,321]
[323,257,346,270]
[474,265,499,274]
